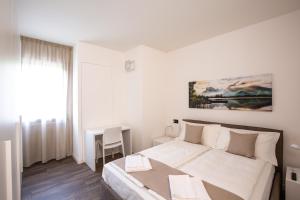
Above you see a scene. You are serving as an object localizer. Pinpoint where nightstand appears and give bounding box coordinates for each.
[286,166,300,200]
[152,136,175,146]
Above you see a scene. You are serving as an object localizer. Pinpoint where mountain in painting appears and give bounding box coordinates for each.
[223,86,272,97]
[200,85,271,98]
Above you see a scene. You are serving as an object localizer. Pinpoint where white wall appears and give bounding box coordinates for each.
[73,44,167,155]
[123,46,167,152]
[0,0,21,199]
[165,10,300,167]
[73,42,124,163]
[140,46,168,148]
[122,47,144,152]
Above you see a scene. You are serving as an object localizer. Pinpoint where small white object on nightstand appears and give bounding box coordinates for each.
[286,166,300,200]
[153,136,174,146]
[152,123,179,146]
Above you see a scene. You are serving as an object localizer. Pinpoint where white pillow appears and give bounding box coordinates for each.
[215,127,230,150]
[224,128,280,166]
[201,125,222,148]
[255,132,280,166]
[177,121,207,141]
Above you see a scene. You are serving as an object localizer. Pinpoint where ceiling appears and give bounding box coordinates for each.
[16,0,300,52]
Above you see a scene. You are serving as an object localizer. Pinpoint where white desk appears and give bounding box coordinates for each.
[85,125,131,171]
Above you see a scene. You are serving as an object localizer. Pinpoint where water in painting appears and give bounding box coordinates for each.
[189,74,272,111]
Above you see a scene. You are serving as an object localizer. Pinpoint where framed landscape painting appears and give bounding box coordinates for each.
[189,74,272,111]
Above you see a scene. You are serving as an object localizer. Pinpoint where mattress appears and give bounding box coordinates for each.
[102,145,275,200]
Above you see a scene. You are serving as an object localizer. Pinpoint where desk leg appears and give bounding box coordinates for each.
[122,130,132,156]
[130,130,132,154]
[85,134,96,172]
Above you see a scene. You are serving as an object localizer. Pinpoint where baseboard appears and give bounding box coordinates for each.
[72,154,83,164]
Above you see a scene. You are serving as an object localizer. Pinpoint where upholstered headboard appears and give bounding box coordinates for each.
[182,119,283,173]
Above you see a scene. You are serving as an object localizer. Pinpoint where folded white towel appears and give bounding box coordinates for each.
[126,155,143,168]
[169,175,196,199]
[169,175,211,200]
[125,155,152,172]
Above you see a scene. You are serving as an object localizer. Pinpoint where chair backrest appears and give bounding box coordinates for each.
[103,126,122,145]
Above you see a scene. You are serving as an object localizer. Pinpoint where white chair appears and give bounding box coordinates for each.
[98,126,125,166]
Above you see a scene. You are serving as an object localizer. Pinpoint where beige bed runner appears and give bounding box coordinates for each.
[113,157,243,200]
[202,181,243,200]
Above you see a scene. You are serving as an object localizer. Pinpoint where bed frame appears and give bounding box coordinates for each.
[101,119,284,200]
[183,119,283,200]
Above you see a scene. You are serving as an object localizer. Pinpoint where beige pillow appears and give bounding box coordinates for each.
[178,121,207,140]
[227,131,258,158]
[184,124,204,144]
[230,128,280,166]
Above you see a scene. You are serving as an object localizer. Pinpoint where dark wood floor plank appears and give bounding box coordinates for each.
[22,155,123,200]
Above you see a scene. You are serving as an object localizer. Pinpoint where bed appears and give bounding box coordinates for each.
[102,119,283,200]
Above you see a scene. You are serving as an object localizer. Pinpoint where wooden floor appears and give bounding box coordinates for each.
[22,154,123,200]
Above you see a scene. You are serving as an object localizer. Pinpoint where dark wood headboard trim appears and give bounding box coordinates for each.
[182,119,283,174]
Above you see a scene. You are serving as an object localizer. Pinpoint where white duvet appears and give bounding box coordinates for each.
[103,143,274,200]
[103,140,210,200]
[140,140,210,168]
[180,149,267,200]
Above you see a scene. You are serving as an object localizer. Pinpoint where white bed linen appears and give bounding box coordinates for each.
[103,162,156,200]
[179,149,271,200]
[102,159,274,200]
[140,140,210,168]
[249,162,275,200]
[102,146,275,200]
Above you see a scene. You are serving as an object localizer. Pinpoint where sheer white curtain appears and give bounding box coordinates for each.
[20,36,73,167]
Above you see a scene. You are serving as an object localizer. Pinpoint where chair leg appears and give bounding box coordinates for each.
[96,143,100,163]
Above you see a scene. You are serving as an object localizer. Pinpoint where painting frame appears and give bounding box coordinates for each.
[189,74,273,112]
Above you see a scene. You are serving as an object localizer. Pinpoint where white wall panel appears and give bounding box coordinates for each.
[0,140,13,200]
[81,63,113,129]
